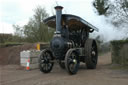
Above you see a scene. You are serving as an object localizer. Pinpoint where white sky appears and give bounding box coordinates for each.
[0,0,127,41]
[0,0,95,33]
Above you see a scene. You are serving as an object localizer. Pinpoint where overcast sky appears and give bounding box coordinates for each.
[0,0,95,33]
[0,0,127,41]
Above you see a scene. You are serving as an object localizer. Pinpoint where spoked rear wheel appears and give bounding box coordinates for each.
[65,49,80,75]
[39,49,54,73]
[85,39,98,69]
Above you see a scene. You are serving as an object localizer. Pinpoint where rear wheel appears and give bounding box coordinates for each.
[65,49,80,75]
[85,39,98,69]
[38,49,54,73]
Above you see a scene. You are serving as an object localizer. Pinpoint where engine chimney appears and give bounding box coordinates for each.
[54,6,63,34]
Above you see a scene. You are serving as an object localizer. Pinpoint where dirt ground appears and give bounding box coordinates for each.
[0,52,128,85]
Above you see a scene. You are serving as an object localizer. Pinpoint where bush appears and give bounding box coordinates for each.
[0,34,13,43]
[111,39,128,65]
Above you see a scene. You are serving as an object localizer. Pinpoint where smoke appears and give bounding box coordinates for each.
[57,0,128,42]
[68,0,128,42]
[89,15,128,42]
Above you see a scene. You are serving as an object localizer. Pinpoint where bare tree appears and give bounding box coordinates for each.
[93,0,110,16]
[106,0,128,27]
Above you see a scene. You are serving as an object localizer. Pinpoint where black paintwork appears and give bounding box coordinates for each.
[44,6,98,61]
[44,14,99,32]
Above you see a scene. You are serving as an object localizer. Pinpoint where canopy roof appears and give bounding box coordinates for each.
[43,14,99,32]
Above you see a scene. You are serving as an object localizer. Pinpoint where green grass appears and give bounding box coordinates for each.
[0,42,23,47]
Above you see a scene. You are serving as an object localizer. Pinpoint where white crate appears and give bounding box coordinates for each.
[20,50,41,69]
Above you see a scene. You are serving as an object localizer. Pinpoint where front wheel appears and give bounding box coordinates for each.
[65,49,80,75]
[38,49,54,73]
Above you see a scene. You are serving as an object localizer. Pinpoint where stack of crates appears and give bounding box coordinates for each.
[20,50,41,70]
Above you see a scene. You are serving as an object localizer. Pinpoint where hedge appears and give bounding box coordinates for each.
[111,39,128,65]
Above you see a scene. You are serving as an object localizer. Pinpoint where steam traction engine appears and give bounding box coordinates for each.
[38,6,99,75]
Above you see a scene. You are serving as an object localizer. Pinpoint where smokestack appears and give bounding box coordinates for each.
[54,6,63,34]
